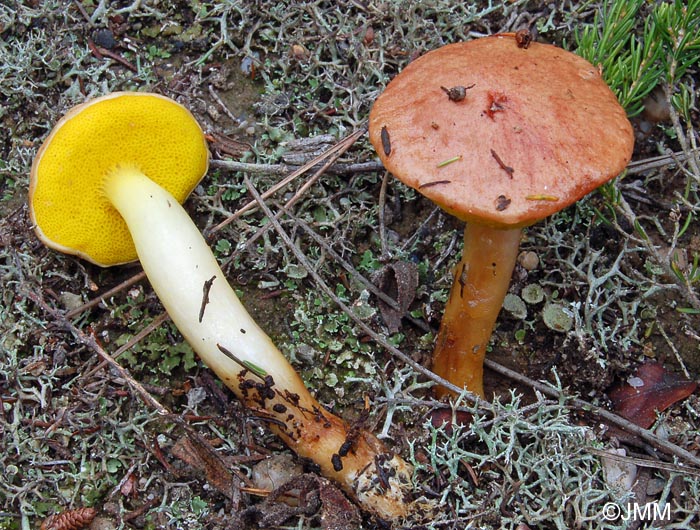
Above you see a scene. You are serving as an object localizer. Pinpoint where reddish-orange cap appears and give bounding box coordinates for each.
[369,34,634,229]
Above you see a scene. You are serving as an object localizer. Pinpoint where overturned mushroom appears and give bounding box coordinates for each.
[30,92,412,519]
[369,34,634,397]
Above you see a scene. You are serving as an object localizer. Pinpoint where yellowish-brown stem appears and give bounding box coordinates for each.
[432,224,522,397]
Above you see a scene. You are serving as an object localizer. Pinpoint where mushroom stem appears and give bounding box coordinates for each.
[102,167,412,519]
[431,224,522,398]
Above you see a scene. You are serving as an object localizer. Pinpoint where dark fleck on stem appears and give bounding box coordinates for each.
[458,263,467,298]
[374,455,391,490]
[332,453,344,472]
[337,406,367,458]
[199,275,217,322]
[338,439,354,458]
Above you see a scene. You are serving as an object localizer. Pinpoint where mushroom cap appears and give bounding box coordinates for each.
[29,92,209,266]
[369,35,634,229]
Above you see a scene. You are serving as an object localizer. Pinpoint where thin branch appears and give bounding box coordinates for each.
[65,270,146,318]
[484,358,700,469]
[241,174,491,412]
[587,447,700,477]
[208,85,242,125]
[209,158,382,176]
[209,147,697,179]
[291,215,401,311]
[207,126,368,235]
[81,311,171,382]
[223,128,366,267]
[288,213,432,333]
[25,287,171,417]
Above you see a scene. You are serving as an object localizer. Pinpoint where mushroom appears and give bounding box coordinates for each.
[369,35,634,397]
[30,92,412,519]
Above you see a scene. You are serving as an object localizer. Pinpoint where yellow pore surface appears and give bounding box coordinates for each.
[30,92,209,266]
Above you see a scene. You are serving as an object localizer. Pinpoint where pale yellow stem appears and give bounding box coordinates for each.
[102,167,413,519]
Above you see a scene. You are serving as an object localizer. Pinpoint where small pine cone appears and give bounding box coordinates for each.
[40,507,97,530]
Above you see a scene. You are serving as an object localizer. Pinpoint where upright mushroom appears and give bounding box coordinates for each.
[30,92,412,519]
[369,34,634,397]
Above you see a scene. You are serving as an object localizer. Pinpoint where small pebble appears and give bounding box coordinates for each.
[93,29,117,49]
[251,453,303,491]
[518,250,539,271]
[59,291,83,311]
[601,447,637,491]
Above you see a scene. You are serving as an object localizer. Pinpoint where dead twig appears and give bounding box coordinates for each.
[207,126,368,235]
[65,271,146,318]
[208,85,242,125]
[25,287,171,417]
[290,214,401,311]
[86,38,138,72]
[223,126,366,265]
[626,147,700,175]
[288,212,431,333]
[121,496,161,523]
[587,447,700,477]
[241,174,489,411]
[80,311,171,381]
[209,158,383,176]
[484,358,700,469]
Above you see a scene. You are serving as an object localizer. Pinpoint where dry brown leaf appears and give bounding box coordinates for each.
[171,433,234,497]
[375,261,419,333]
[608,362,697,429]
